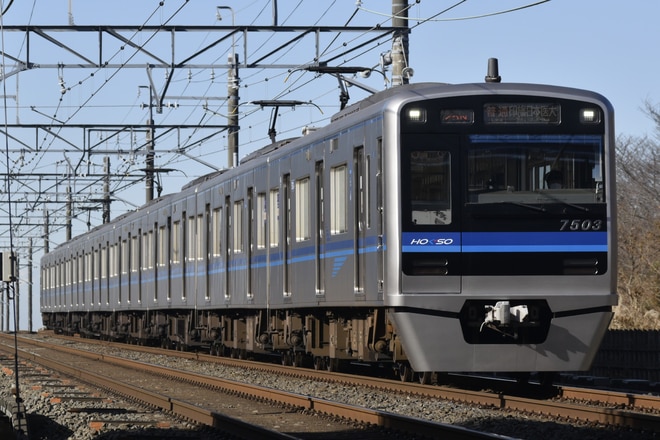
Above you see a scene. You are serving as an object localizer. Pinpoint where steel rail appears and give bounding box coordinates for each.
[3,334,510,440]
[18,332,660,432]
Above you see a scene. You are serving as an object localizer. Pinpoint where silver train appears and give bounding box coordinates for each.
[41,80,617,379]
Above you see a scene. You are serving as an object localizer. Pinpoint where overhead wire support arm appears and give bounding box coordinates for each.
[302,65,381,109]
[251,100,323,143]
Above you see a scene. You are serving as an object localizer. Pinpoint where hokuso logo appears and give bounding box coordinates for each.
[409,238,454,245]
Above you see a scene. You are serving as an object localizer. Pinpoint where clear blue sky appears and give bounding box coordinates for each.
[1,0,657,330]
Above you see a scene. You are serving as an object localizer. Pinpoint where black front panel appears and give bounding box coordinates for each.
[400,94,609,276]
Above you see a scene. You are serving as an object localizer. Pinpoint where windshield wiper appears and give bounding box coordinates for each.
[499,201,546,212]
[536,191,590,212]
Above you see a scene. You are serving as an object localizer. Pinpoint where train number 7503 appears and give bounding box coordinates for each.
[560,219,603,231]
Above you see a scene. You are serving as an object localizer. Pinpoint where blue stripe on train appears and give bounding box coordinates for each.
[402,231,607,253]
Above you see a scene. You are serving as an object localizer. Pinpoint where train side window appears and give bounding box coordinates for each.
[330,164,348,234]
[269,189,279,247]
[295,177,311,241]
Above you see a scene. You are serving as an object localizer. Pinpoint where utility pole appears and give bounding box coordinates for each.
[145,87,155,202]
[218,6,239,168]
[392,0,410,86]
[66,185,72,241]
[227,52,239,168]
[28,238,33,332]
[103,156,110,223]
[43,210,49,254]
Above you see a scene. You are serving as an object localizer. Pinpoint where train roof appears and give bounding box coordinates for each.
[330,82,447,124]
[180,169,228,191]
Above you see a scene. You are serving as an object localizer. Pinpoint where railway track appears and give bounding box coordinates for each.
[27,332,660,430]
[0,333,509,440]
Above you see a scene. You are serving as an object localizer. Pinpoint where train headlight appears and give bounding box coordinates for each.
[580,108,601,124]
[406,108,427,123]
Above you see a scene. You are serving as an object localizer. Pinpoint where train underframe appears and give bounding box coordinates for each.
[43,307,412,375]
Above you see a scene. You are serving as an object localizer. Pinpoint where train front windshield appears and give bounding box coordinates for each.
[400,96,609,276]
[466,134,604,205]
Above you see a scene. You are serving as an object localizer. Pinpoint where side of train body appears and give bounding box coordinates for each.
[41,82,617,376]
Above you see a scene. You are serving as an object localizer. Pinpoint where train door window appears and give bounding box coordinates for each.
[75,255,79,306]
[196,215,204,260]
[269,189,279,247]
[186,215,195,262]
[233,200,243,253]
[65,259,70,287]
[182,215,188,301]
[111,244,118,277]
[152,227,158,302]
[171,221,180,264]
[224,196,231,299]
[78,254,84,305]
[256,193,266,249]
[94,248,99,304]
[330,164,348,234]
[354,147,366,294]
[365,154,371,229]
[120,240,127,303]
[376,138,384,293]
[101,246,107,280]
[93,249,99,283]
[283,174,291,296]
[205,204,211,301]
[247,189,254,298]
[167,217,172,301]
[315,161,325,295]
[409,151,452,225]
[212,208,222,257]
[157,226,166,267]
[130,235,139,273]
[295,177,311,242]
[84,252,90,307]
[66,259,72,307]
[121,240,128,275]
[142,232,150,270]
[85,252,91,282]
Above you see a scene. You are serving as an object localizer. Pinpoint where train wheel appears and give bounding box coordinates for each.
[293,352,303,368]
[325,357,337,372]
[417,371,432,385]
[281,351,291,366]
[398,363,413,382]
[313,356,325,370]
